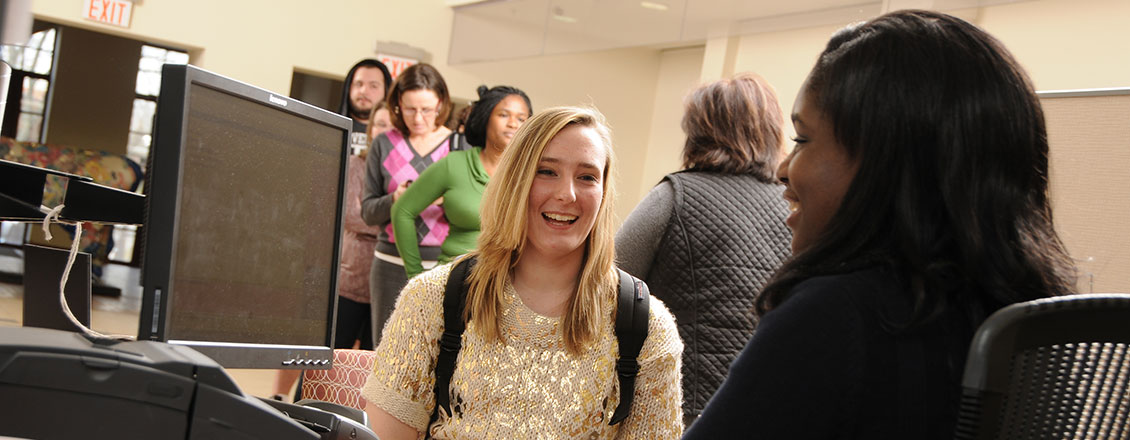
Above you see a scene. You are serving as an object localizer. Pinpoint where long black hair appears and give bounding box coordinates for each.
[339,59,392,118]
[464,85,532,148]
[755,10,1076,329]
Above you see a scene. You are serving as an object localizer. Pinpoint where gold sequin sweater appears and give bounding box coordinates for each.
[361,261,685,439]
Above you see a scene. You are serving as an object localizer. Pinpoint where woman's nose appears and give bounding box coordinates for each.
[777,152,792,184]
[555,180,577,202]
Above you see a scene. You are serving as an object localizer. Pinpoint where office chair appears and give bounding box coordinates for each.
[954,293,1130,439]
[301,349,378,411]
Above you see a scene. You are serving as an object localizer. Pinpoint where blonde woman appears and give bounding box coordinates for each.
[361,107,684,439]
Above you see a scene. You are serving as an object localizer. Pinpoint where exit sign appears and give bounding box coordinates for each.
[377,54,418,79]
[82,0,133,28]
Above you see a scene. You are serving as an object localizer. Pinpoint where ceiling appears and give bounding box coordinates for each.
[446,0,1027,64]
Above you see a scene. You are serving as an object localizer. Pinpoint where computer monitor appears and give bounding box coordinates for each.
[138,64,349,370]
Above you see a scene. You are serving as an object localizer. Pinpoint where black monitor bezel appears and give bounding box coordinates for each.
[138,64,348,369]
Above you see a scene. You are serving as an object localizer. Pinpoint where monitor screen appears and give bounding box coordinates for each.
[139,64,349,370]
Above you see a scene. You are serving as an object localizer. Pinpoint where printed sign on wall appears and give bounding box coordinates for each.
[376,54,418,79]
[82,0,133,29]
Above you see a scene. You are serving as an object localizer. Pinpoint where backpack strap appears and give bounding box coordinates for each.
[430,260,648,428]
[431,256,475,427]
[610,268,650,425]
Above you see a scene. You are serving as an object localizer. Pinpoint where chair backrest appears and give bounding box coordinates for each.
[954,293,1130,439]
[301,349,377,410]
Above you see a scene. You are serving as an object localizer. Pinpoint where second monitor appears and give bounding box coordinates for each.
[138,64,350,370]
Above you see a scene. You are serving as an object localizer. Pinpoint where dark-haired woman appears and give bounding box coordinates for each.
[616,73,791,426]
[684,10,1076,439]
[361,63,467,344]
[391,85,532,278]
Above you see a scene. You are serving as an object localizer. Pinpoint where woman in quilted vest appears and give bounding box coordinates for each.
[616,73,792,427]
[683,10,1077,439]
[362,106,684,439]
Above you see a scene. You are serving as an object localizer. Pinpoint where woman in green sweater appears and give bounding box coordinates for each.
[392,85,532,278]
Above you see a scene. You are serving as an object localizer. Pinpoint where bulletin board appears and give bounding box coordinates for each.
[1040,88,1130,294]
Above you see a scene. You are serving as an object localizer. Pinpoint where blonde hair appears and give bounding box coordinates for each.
[460,106,617,355]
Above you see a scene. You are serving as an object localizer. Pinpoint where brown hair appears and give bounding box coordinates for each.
[681,73,785,183]
[386,63,453,135]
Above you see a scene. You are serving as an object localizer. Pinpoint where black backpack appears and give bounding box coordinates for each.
[431,256,650,428]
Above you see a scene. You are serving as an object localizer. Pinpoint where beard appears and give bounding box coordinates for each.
[350,104,372,122]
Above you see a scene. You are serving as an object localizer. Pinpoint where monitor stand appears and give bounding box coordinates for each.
[22,243,91,332]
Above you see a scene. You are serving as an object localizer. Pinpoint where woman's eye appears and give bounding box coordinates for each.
[790,136,808,144]
[536,168,555,176]
[579,174,599,183]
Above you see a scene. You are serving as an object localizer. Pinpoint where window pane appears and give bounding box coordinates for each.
[18,46,38,71]
[0,46,18,68]
[16,113,42,142]
[141,45,165,60]
[0,29,54,74]
[166,51,189,65]
[127,132,151,164]
[31,50,53,74]
[20,77,48,114]
[2,46,25,70]
[39,29,56,53]
[129,98,156,132]
[108,224,137,263]
[138,55,162,73]
[136,70,161,96]
[26,28,55,75]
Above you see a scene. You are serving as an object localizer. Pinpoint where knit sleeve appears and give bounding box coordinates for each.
[361,263,452,432]
[615,180,674,279]
[616,295,685,439]
[361,133,395,227]
[343,155,382,236]
[392,154,453,278]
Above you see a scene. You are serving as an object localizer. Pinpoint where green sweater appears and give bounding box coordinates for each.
[392,147,488,278]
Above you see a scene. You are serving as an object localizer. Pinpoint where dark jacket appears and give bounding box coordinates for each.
[684,267,975,439]
[646,171,791,421]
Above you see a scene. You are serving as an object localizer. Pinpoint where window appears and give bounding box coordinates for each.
[126,44,189,165]
[108,45,189,264]
[0,27,57,143]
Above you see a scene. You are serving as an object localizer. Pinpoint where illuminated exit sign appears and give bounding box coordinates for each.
[82,0,133,28]
[377,54,418,79]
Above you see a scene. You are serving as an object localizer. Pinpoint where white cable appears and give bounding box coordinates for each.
[40,204,64,241]
[36,205,134,341]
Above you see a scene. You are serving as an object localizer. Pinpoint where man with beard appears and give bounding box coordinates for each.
[340,59,393,153]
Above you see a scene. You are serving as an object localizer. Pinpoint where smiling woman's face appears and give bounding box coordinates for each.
[777,84,859,254]
[523,124,607,262]
[485,95,530,152]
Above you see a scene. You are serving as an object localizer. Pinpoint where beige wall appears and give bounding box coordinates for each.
[730,24,844,142]
[29,0,1130,215]
[638,46,704,197]
[453,47,664,223]
[978,0,1130,91]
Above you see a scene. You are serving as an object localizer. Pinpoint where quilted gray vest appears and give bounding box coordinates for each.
[647,171,792,420]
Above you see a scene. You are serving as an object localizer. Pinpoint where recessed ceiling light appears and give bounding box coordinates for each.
[640,1,669,11]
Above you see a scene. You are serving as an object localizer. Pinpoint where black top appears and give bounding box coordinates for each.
[684,266,973,439]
